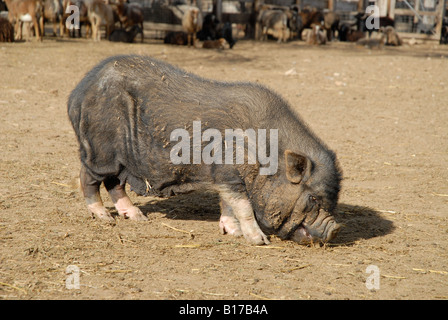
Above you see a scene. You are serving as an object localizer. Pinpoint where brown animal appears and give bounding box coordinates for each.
[347,30,365,42]
[202,38,229,49]
[112,0,143,43]
[108,24,142,43]
[383,26,402,46]
[164,31,188,45]
[181,6,202,47]
[4,0,43,41]
[306,24,326,45]
[88,0,114,41]
[256,8,289,43]
[298,8,324,40]
[0,17,14,42]
[323,11,339,41]
[42,0,63,36]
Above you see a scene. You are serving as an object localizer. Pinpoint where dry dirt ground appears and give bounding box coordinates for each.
[0,36,447,301]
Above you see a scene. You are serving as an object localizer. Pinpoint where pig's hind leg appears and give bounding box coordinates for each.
[104,177,148,221]
[219,198,243,237]
[80,165,114,221]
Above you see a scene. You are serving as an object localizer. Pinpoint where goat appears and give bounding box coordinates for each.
[0,16,14,42]
[112,0,143,43]
[306,24,326,45]
[181,6,202,47]
[339,23,365,42]
[256,8,289,43]
[42,0,63,37]
[354,12,394,37]
[298,7,324,40]
[4,0,43,41]
[285,7,302,40]
[197,14,236,48]
[108,24,141,43]
[382,26,402,46]
[323,11,340,41]
[88,0,114,41]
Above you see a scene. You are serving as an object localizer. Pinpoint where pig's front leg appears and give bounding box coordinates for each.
[218,186,270,245]
[219,198,242,237]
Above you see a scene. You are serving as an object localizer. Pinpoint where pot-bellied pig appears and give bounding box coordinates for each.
[68,55,342,246]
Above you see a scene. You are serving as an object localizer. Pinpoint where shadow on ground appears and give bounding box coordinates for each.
[139,192,395,245]
[331,203,395,245]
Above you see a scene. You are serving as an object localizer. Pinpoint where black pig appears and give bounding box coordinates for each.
[68,55,342,245]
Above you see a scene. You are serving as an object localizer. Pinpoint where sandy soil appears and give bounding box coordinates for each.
[0,37,447,300]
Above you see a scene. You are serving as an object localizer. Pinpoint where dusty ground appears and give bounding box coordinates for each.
[0,36,447,301]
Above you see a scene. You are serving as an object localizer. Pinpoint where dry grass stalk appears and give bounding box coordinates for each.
[0,282,27,294]
[162,222,195,239]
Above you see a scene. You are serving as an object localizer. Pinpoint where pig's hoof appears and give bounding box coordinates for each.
[122,207,148,221]
[219,215,243,237]
[245,231,270,245]
[91,210,115,222]
[88,204,115,221]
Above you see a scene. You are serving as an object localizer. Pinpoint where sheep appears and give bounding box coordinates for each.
[181,6,202,47]
[112,0,144,43]
[0,17,14,42]
[108,24,142,43]
[4,0,43,41]
[88,0,114,41]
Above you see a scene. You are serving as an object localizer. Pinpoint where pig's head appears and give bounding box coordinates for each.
[251,149,342,245]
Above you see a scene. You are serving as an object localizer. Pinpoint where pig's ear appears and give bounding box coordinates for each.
[284,150,312,184]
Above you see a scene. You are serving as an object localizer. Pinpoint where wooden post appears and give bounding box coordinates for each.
[357,0,365,12]
[388,0,396,19]
[328,0,335,11]
[216,0,222,22]
[434,0,446,42]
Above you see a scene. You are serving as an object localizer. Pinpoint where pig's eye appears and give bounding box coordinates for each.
[305,195,318,212]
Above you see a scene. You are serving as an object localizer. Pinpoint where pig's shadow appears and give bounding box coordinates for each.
[331,204,395,245]
[139,191,395,245]
[140,191,221,222]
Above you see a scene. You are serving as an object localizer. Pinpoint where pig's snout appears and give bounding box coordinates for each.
[290,213,340,245]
